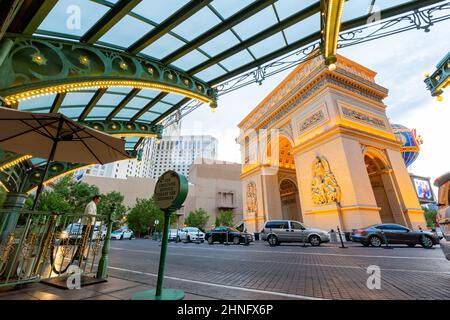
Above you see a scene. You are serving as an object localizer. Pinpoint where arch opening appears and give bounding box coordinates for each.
[364,155,396,224]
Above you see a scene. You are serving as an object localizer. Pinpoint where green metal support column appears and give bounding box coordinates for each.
[0,192,27,241]
[96,208,114,280]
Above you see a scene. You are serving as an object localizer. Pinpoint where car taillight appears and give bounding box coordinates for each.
[354,230,365,235]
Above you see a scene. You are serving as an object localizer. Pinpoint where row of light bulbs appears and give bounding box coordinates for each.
[4,80,212,106]
[0,155,32,172]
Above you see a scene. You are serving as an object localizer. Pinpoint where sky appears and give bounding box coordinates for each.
[180,18,450,189]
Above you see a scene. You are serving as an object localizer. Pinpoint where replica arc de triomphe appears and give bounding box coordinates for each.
[237,54,426,234]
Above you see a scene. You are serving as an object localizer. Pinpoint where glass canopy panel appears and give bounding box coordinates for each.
[171,50,209,70]
[249,32,286,59]
[62,92,95,106]
[210,0,256,19]
[342,0,373,22]
[150,102,175,114]
[58,107,86,119]
[171,7,222,41]
[132,0,190,24]
[38,0,109,37]
[18,95,56,112]
[125,97,153,109]
[161,93,185,105]
[107,88,133,95]
[96,92,127,106]
[194,64,227,82]
[98,15,154,48]
[374,0,415,11]
[219,50,254,71]
[199,30,240,57]
[284,13,320,44]
[114,108,142,120]
[87,106,116,118]
[232,6,278,40]
[274,0,319,20]
[141,33,186,60]
[137,112,159,122]
[138,89,161,99]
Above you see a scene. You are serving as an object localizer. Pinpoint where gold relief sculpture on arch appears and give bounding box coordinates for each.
[311,157,341,206]
[246,182,258,214]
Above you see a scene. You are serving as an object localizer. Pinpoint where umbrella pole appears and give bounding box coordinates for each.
[31,139,59,210]
[31,119,63,211]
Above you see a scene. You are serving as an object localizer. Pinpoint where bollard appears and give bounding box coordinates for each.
[380,231,393,249]
[243,234,249,246]
[337,226,347,249]
[302,229,307,247]
[196,229,200,244]
[225,230,229,245]
[97,206,115,279]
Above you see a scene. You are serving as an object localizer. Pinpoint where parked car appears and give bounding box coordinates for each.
[351,223,439,248]
[60,223,106,242]
[205,226,253,245]
[168,229,180,242]
[111,228,134,240]
[179,227,205,243]
[260,220,330,247]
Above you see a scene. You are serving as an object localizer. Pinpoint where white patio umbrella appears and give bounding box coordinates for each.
[0,107,130,209]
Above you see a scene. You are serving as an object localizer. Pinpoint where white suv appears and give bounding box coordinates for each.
[179,227,205,243]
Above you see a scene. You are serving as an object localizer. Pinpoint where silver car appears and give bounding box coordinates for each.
[261,220,330,246]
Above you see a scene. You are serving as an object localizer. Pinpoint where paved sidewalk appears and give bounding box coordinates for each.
[0,277,216,300]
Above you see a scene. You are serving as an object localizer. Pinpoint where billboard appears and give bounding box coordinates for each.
[410,175,435,204]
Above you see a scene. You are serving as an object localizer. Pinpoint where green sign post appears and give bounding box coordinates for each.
[132,170,188,300]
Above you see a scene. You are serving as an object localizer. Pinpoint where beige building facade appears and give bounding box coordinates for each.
[81,175,156,208]
[238,54,426,234]
[82,160,244,228]
[183,160,243,228]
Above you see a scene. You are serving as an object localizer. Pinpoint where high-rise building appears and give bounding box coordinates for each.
[149,135,218,180]
[84,159,136,179]
[134,138,156,178]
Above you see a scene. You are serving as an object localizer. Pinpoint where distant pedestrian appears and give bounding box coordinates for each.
[75,195,101,260]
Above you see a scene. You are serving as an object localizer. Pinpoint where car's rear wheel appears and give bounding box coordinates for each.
[207,237,213,245]
[267,235,278,247]
[309,235,321,247]
[369,235,382,247]
[420,235,434,249]
[232,237,240,245]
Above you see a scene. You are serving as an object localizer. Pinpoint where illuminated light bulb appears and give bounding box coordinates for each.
[156,139,161,145]
[424,73,430,78]
[210,107,217,113]
[437,96,443,102]
[328,63,337,71]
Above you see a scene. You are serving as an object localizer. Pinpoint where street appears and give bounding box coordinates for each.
[105,239,450,300]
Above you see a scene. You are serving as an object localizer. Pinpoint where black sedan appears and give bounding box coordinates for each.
[205,226,253,245]
[351,223,439,248]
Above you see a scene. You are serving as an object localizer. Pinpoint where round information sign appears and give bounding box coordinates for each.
[154,171,188,211]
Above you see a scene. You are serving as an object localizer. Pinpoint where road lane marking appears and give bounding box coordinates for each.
[107,265,326,300]
[109,247,450,275]
[111,245,447,261]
